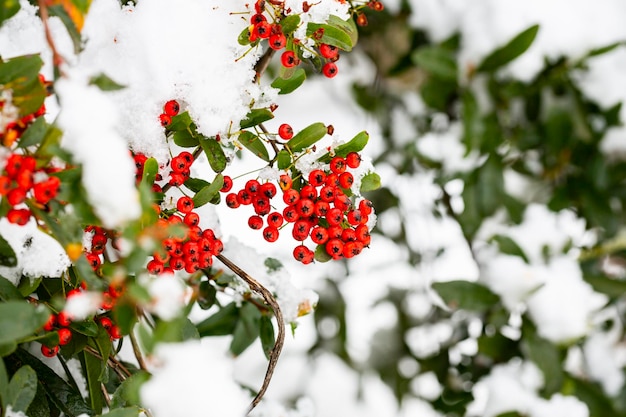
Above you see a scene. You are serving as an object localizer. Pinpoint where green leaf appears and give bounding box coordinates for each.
[566,375,620,417]
[238,26,251,45]
[264,257,283,272]
[70,320,99,337]
[360,172,381,193]
[0,234,17,267]
[17,276,42,298]
[25,381,51,417]
[99,406,142,417]
[277,149,291,170]
[477,24,540,72]
[166,112,193,132]
[47,5,82,54]
[0,358,8,408]
[432,280,500,312]
[327,15,358,49]
[0,341,16,357]
[79,350,104,414]
[490,235,529,263]
[272,68,306,95]
[196,302,239,337]
[7,365,37,412]
[199,136,227,173]
[0,302,49,345]
[280,14,301,35]
[92,327,112,382]
[141,157,159,186]
[259,315,275,360]
[0,0,20,27]
[89,73,125,91]
[197,281,217,310]
[286,122,327,153]
[172,129,199,148]
[238,131,270,162]
[193,174,223,208]
[412,46,457,81]
[13,347,92,416]
[522,320,563,396]
[583,274,626,298]
[318,131,369,163]
[0,275,22,300]
[230,302,261,356]
[314,244,332,263]
[240,108,274,129]
[306,22,353,51]
[184,177,210,193]
[110,371,150,409]
[18,116,48,148]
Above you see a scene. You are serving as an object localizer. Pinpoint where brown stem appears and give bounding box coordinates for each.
[216,254,285,413]
[37,0,65,75]
[254,48,276,83]
[101,383,111,408]
[84,345,132,379]
[129,330,148,371]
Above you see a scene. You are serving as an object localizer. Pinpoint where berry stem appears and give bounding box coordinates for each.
[216,254,284,413]
[129,329,148,371]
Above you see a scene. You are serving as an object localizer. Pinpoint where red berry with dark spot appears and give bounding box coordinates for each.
[226,193,240,208]
[293,245,314,264]
[338,172,354,189]
[221,176,233,192]
[319,44,339,59]
[41,344,59,358]
[58,327,72,346]
[269,33,287,50]
[281,50,299,68]
[248,215,264,230]
[322,62,338,78]
[278,124,293,140]
[159,114,171,127]
[163,100,180,116]
[177,196,194,213]
[263,226,279,242]
[346,152,361,168]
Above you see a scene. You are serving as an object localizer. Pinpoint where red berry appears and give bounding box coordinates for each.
[248,215,264,230]
[226,193,240,208]
[356,13,368,26]
[355,224,371,245]
[177,196,194,213]
[253,21,271,39]
[319,44,339,59]
[99,316,113,331]
[314,201,330,217]
[281,50,299,68]
[245,179,261,195]
[292,219,312,241]
[330,157,347,174]
[251,13,266,24]
[163,100,180,117]
[221,176,233,192]
[346,152,361,168]
[283,188,300,205]
[108,325,122,340]
[267,212,284,228]
[169,173,185,186]
[0,176,10,195]
[300,184,317,200]
[283,206,298,223]
[6,187,26,206]
[253,197,271,216]
[278,123,294,140]
[43,314,56,331]
[310,226,329,244]
[260,182,277,199]
[338,172,354,189]
[86,253,101,270]
[263,226,279,242]
[325,238,344,258]
[322,62,338,78]
[147,259,164,275]
[334,194,351,212]
[359,199,373,215]
[326,208,343,226]
[184,212,200,227]
[296,198,315,217]
[293,245,314,264]
[308,169,326,186]
[269,33,287,50]
[41,344,59,358]
[57,311,72,327]
[279,174,292,190]
[342,241,361,258]
[159,113,171,127]
[58,327,72,346]
[341,228,357,242]
[347,209,362,226]
[33,176,61,204]
[237,189,253,205]
[7,208,31,225]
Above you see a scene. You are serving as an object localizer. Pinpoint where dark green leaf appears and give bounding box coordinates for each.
[79,351,104,414]
[141,157,158,187]
[0,275,22,300]
[0,301,49,344]
[172,129,199,148]
[0,0,20,27]
[277,149,291,170]
[477,24,540,72]
[567,375,620,417]
[271,68,306,95]
[0,358,8,409]
[196,302,239,337]
[583,274,626,298]
[0,54,42,84]
[193,174,223,208]
[240,108,274,129]
[259,315,275,360]
[432,280,500,312]
[184,177,210,193]
[92,327,112,382]
[318,131,369,163]
[25,381,51,417]
[584,41,624,59]
[286,122,327,153]
[490,235,529,263]
[89,73,125,91]
[70,320,99,337]
[280,14,301,35]
[7,365,37,412]
[522,321,563,396]
[99,406,142,417]
[0,341,16,357]
[17,276,42,297]
[238,131,270,162]
[327,15,358,49]
[264,257,283,272]
[306,22,353,51]
[412,46,457,81]
[0,233,17,267]
[199,136,227,173]
[360,172,381,193]
[314,244,332,263]
[230,302,261,356]
[110,371,150,409]
[18,116,48,148]
[197,281,217,310]
[166,112,193,132]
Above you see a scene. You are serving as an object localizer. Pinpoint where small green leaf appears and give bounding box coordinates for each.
[359,172,381,193]
[7,365,37,412]
[99,406,142,417]
[490,235,529,263]
[110,371,150,409]
[318,131,369,163]
[172,129,199,148]
[166,112,193,132]
[238,26,251,46]
[522,320,563,396]
[80,350,104,414]
[259,315,275,360]
[18,117,48,148]
[0,233,17,267]
[477,24,540,72]
[286,122,327,153]
[271,68,306,95]
[89,73,125,91]
[0,275,22,301]
[0,341,16,357]
[306,22,353,51]
[412,46,457,81]
[230,302,261,356]
[199,136,227,173]
[196,302,239,337]
[238,131,269,162]
[328,15,358,48]
[17,276,42,298]
[184,177,210,193]
[314,244,332,263]
[193,174,223,208]
[432,280,500,312]
[0,302,49,345]
[197,281,217,310]
[280,14,301,35]
[264,257,283,272]
[277,150,291,170]
[0,357,8,407]
[141,157,159,186]
[240,108,274,129]
[70,320,99,337]
[0,0,20,27]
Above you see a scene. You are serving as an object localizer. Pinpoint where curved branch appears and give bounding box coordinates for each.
[216,254,285,413]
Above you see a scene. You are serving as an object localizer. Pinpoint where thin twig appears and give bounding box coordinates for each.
[254,48,276,83]
[37,0,65,75]
[129,330,148,371]
[216,254,285,413]
[84,345,132,379]
[101,383,111,408]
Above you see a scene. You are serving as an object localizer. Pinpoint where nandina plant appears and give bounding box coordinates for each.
[0,0,382,416]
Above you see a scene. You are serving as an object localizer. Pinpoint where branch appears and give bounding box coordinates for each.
[37,0,66,76]
[216,254,285,413]
[129,329,148,371]
[254,48,276,83]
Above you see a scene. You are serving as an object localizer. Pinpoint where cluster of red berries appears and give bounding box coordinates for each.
[84,225,109,271]
[40,285,123,358]
[158,99,180,128]
[224,152,372,263]
[249,12,287,50]
[133,149,194,191]
[0,153,61,225]
[146,198,224,275]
